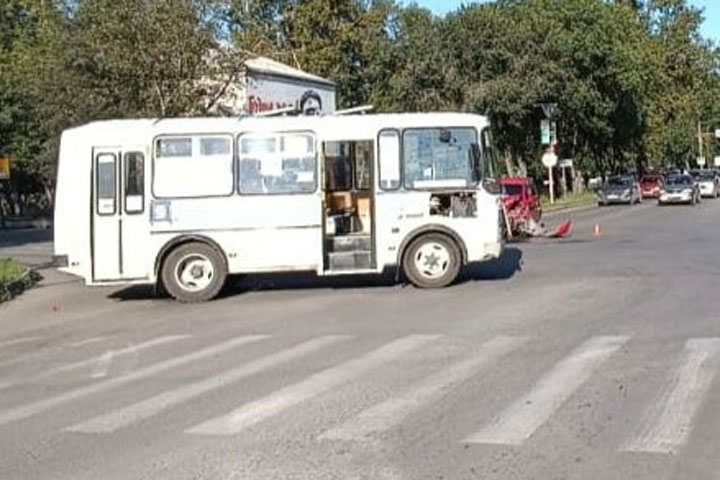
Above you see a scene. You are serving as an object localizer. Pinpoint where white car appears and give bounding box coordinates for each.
[658,175,701,205]
[692,170,720,198]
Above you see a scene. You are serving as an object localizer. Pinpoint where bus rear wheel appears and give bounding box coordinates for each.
[161,242,227,303]
[403,233,461,289]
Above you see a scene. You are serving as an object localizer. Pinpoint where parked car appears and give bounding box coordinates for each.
[500,177,542,236]
[640,174,665,198]
[597,175,642,206]
[690,170,719,198]
[658,174,701,205]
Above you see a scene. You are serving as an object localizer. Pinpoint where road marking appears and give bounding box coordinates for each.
[0,335,190,392]
[464,335,629,445]
[66,335,349,433]
[623,338,720,454]
[69,336,110,348]
[0,336,42,349]
[321,335,526,441]
[0,335,268,427]
[186,334,440,436]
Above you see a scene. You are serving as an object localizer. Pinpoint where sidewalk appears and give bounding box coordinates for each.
[0,217,53,230]
[0,228,54,268]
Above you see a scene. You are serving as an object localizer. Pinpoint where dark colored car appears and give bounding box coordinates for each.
[658,174,701,205]
[597,175,642,206]
[640,174,665,199]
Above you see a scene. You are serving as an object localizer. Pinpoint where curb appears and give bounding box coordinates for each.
[544,203,597,218]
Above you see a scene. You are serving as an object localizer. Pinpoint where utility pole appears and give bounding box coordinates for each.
[698,121,704,169]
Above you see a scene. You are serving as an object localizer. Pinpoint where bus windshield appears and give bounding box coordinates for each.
[403,128,479,189]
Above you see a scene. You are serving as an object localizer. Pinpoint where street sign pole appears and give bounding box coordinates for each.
[542,149,559,205]
[549,166,555,205]
[539,103,558,205]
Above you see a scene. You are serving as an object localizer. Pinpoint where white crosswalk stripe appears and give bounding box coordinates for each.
[0,335,268,427]
[186,334,440,436]
[0,335,191,392]
[66,335,350,433]
[464,335,629,446]
[68,336,111,348]
[320,335,527,442]
[0,336,42,349]
[622,338,720,454]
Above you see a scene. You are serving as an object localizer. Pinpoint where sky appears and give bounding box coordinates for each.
[412,0,720,42]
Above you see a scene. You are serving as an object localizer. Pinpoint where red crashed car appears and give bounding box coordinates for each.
[640,174,665,198]
[500,177,542,236]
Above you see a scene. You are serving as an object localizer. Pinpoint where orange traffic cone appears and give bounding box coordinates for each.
[593,223,603,237]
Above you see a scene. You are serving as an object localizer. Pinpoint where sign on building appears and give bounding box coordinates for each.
[202,56,337,117]
[0,156,10,180]
[246,71,336,116]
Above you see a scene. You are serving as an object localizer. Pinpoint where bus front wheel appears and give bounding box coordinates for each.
[403,233,461,289]
[161,242,227,303]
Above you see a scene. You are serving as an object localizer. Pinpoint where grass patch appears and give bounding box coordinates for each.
[0,259,26,282]
[0,259,41,302]
[542,190,597,213]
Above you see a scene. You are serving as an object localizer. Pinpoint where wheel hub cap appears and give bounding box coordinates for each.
[414,242,451,279]
[175,254,215,292]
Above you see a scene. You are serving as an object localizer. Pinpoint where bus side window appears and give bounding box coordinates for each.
[239,133,316,195]
[378,130,400,190]
[153,135,233,198]
[96,153,117,215]
[124,152,144,214]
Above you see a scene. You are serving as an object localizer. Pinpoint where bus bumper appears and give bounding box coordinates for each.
[482,241,503,260]
[53,255,69,268]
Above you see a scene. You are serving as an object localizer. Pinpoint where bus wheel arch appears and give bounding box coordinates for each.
[155,236,228,302]
[399,227,466,289]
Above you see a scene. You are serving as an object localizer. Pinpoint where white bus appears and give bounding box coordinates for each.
[54,113,504,302]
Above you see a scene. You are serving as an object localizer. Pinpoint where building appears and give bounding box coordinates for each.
[203,56,337,117]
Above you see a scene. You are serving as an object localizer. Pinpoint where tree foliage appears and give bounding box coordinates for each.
[1,0,719,214]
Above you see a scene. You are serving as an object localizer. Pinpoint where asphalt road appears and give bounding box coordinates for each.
[1,200,719,480]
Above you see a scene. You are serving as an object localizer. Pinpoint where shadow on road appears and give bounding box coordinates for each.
[457,247,523,282]
[108,247,523,302]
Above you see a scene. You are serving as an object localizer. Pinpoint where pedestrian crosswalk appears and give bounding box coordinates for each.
[622,338,720,454]
[0,334,268,426]
[320,335,526,442]
[187,334,439,436]
[464,335,629,445]
[67,335,349,433]
[0,331,719,458]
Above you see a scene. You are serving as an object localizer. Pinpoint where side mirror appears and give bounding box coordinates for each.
[483,178,501,194]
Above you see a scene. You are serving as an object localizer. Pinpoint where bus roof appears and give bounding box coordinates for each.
[63,112,490,143]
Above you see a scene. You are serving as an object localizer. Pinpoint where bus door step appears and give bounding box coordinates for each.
[327,251,372,271]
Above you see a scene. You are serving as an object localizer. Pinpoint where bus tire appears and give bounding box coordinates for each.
[161,242,227,303]
[403,233,461,289]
